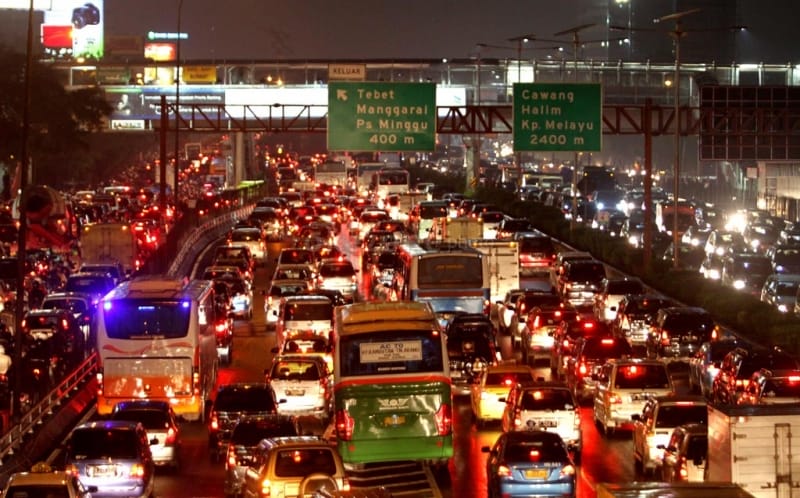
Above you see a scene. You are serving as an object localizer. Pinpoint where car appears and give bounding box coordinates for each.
[492,288,527,337]
[500,381,582,462]
[611,295,676,347]
[217,276,253,320]
[274,294,334,353]
[21,308,86,373]
[2,465,95,497]
[592,358,674,436]
[64,271,116,305]
[515,233,557,276]
[213,245,256,280]
[266,354,333,421]
[208,383,280,463]
[241,436,350,498]
[445,315,497,394]
[557,259,606,310]
[62,420,156,498]
[550,318,610,379]
[720,252,772,294]
[203,264,246,283]
[495,217,534,240]
[565,335,634,402]
[263,279,313,325]
[482,431,576,498]
[766,245,800,274]
[551,251,593,289]
[521,305,578,367]
[110,400,181,470]
[228,227,266,263]
[646,307,717,360]
[711,347,800,405]
[275,248,316,276]
[479,211,505,239]
[631,395,707,476]
[659,423,708,482]
[40,291,94,343]
[592,277,645,323]
[223,416,300,498]
[507,290,563,348]
[315,259,358,302]
[761,273,800,313]
[470,364,535,427]
[79,262,126,284]
[687,339,741,398]
[704,229,747,257]
[248,206,284,240]
[740,367,800,404]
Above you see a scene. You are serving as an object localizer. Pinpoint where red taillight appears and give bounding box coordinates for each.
[678,457,688,480]
[435,403,452,436]
[215,322,228,334]
[210,412,219,431]
[165,427,176,445]
[130,463,145,478]
[96,371,104,396]
[660,330,670,346]
[336,409,355,440]
[578,363,588,375]
[226,446,237,469]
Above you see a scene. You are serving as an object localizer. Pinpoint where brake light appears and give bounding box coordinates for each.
[554,310,562,318]
[260,478,272,496]
[130,463,145,478]
[789,376,800,383]
[583,322,594,330]
[533,316,540,329]
[578,363,588,375]
[608,393,622,404]
[678,458,689,480]
[660,331,670,346]
[210,412,219,431]
[735,379,751,388]
[96,371,104,396]
[528,449,541,462]
[227,446,237,469]
[193,369,200,395]
[336,409,355,440]
[560,464,576,477]
[165,426,176,445]
[497,464,512,477]
[601,338,614,345]
[215,322,228,334]
[435,403,452,436]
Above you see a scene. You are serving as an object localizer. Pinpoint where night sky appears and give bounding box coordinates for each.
[98,0,796,63]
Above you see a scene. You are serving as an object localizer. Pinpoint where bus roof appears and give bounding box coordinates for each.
[336,302,438,333]
[106,275,212,301]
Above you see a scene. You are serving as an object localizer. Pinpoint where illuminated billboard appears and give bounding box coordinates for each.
[1,0,104,59]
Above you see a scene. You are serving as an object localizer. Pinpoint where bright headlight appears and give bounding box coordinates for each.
[733,280,746,289]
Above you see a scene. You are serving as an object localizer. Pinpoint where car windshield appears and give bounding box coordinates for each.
[519,389,574,411]
[655,405,708,428]
[70,428,139,459]
[274,448,337,477]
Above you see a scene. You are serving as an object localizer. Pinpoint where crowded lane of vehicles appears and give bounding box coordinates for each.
[15,173,799,498]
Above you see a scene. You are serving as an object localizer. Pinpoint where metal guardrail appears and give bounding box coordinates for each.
[0,352,97,464]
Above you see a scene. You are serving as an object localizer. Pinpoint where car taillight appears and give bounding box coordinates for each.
[226,447,237,469]
[678,457,689,480]
[165,427,176,445]
[608,392,622,404]
[130,463,145,478]
[578,363,588,375]
[215,322,228,334]
[560,464,576,477]
[336,409,355,440]
[660,331,670,346]
[497,464,512,477]
[96,371,104,396]
[193,369,200,395]
[64,464,78,476]
[435,403,452,436]
[210,412,219,431]
[260,478,272,496]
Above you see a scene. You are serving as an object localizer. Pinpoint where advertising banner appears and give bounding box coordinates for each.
[105,85,225,123]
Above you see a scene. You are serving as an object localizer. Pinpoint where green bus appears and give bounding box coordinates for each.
[333,301,453,465]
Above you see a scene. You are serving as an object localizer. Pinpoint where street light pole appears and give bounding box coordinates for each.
[174,0,184,206]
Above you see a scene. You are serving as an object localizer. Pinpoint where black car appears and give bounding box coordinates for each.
[208,383,280,463]
[446,314,497,391]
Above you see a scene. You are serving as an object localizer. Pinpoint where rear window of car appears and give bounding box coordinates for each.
[661,314,715,336]
[230,231,261,242]
[231,421,298,446]
[565,263,605,281]
[582,339,633,360]
[111,409,169,429]
[70,428,139,459]
[486,371,535,386]
[41,299,88,314]
[279,251,313,265]
[519,389,575,411]
[655,404,707,428]
[215,388,275,412]
[607,280,644,295]
[271,361,321,381]
[319,264,355,278]
[283,302,332,321]
[65,277,113,294]
[505,439,568,462]
[519,237,554,253]
[481,212,504,223]
[274,448,337,477]
[613,364,670,389]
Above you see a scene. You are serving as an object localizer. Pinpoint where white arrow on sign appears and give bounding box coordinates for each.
[337,89,348,101]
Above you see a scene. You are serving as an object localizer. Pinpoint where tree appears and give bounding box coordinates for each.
[0,46,112,187]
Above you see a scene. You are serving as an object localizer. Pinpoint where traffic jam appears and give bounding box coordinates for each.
[2,152,797,498]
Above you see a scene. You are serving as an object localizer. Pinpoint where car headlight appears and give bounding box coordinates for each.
[733,279,746,290]
[716,247,725,256]
[778,304,789,313]
[628,235,639,246]
[708,269,721,280]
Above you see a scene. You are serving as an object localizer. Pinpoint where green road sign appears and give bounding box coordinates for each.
[327,82,436,152]
[513,83,602,152]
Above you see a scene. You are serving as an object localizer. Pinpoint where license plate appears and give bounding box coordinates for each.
[384,415,406,426]
[524,469,548,479]
[285,389,305,396]
[90,465,115,477]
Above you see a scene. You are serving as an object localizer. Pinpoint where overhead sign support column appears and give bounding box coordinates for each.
[327,82,436,152]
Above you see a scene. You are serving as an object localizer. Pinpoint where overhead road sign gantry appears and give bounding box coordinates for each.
[513,82,602,152]
[327,82,436,152]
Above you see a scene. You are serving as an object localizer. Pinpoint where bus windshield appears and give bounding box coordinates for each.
[418,255,483,288]
[339,329,444,377]
[103,300,191,339]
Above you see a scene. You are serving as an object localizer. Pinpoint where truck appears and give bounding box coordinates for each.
[79,222,139,274]
[656,200,696,236]
[468,239,520,304]
[706,403,800,498]
[596,482,756,498]
[429,217,483,244]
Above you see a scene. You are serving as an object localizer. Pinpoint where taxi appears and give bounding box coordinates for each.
[470,363,535,428]
[3,463,96,497]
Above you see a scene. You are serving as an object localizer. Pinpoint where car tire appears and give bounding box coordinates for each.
[298,473,338,497]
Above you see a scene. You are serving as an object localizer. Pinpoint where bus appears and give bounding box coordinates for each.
[393,242,490,324]
[374,168,410,202]
[355,162,385,194]
[333,301,452,465]
[313,159,348,186]
[94,276,218,421]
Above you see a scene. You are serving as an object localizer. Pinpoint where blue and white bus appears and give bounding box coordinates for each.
[393,242,490,326]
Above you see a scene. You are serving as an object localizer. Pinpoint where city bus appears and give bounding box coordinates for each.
[333,301,452,465]
[313,159,348,186]
[374,168,410,202]
[94,276,218,421]
[355,162,385,194]
[393,242,490,325]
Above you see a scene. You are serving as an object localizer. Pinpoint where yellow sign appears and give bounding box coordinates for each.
[328,64,366,81]
[183,65,218,84]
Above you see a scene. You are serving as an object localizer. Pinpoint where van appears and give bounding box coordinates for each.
[275,295,334,352]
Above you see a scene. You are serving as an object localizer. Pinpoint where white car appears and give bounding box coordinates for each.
[264,279,312,325]
[267,354,333,420]
[316,259,357,302]
[3,466,93,497]
[228,228,266,263]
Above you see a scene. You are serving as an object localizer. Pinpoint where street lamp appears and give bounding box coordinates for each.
[174,0,184,206]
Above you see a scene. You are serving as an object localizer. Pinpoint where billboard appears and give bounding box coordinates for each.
[105,85,225,122]
[5,0,105,58]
